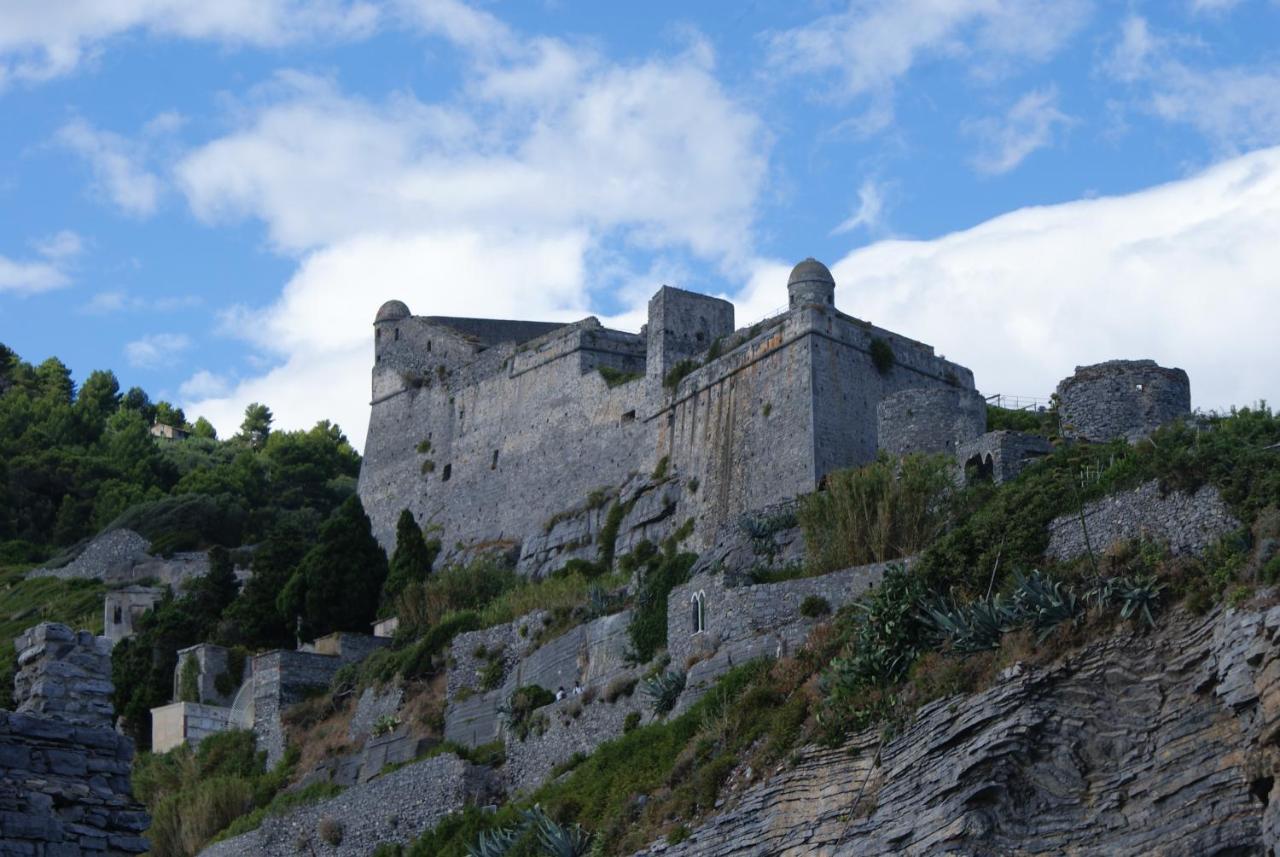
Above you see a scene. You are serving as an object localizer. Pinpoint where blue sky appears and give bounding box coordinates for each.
[2,0,1279,447]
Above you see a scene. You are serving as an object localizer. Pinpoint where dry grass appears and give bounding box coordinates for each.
[285,695,357,778]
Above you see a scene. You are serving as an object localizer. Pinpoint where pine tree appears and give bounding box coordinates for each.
[381,509,438,612]
[278,496,388,640]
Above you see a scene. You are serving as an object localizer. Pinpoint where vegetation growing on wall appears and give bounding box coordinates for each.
[869,337,895,375]
[598,366,641,388]
[662,359,698,390]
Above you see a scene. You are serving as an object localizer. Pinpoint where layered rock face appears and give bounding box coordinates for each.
[636,603,1280,856]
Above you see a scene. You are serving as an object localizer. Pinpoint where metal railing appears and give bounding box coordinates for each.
[986,394,1051,412]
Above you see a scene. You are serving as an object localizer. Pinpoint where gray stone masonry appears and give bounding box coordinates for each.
[1047,479,1240,563]
[445,610,634,748]
[956,429,1053,485]
[198,751,500,857]
[0,711,149,856]
[299,725,434,789]
[687,500,806,585]
[253,634,393,766]
[876,386,986,458]
[447,612,546,701]
[503,671,649,796]
[1057,358,1191,443]
[667,561,904,714]
[358,260,977,569]
[14,623,115,728]
[348,685,404,744]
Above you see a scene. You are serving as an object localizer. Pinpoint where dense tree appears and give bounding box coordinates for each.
[278,497,387,641]
[381,509,439,611]
[35,357,74,403]
[154,401,186,429]
[74,370,121,441]
[215,511,318,650]
[239,403,273,449]
[121,386,157,424]
[191,416,217,439]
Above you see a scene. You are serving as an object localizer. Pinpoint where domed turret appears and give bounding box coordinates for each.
[375,299,411,323]
[787,258,835,309]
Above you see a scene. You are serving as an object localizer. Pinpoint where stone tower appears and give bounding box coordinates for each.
[787,257,836,309]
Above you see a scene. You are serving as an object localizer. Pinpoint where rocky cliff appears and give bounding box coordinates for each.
[636,601,1280,856]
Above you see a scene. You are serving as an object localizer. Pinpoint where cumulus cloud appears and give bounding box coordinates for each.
[125,333,192,369]
[1104,15,1280,152]
[0,0,378,85]
[818,146,1280,414]
[765,0,1090,132]
[56,119,164,216]
[965,87,1073,174]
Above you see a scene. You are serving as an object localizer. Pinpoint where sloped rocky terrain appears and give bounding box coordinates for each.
[637,601,1280,856]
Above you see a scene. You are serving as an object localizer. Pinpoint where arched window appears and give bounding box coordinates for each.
[690,591,706,634]
[113,605,123,625]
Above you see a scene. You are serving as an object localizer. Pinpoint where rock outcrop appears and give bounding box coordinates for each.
[636,602,1280,856]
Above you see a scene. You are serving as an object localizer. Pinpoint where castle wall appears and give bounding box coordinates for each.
[877,387,987,459]
[361,319,654,552]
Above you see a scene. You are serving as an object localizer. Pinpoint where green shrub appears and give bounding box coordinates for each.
[178,653,201,703]
[662,360,698,390]
[507,685,556,741]
[318,817,344,846]
[799,595,830,617]
[799,453,954,575]
[623,711,641,733]
[598,366,641,388]
[869,338,894,375]
[626,542,696,663]
[651,456,670,480]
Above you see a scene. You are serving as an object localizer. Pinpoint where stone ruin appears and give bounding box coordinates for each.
[1057,359,1191,443]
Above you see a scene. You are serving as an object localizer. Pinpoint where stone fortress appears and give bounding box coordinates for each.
[359,259,989,568]
[357,259,1195,572]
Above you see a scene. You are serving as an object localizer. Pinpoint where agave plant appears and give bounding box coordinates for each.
[642,670,686,715]
[1011,570,1080,640]
[466,824,521,857]
[1114,574,1165,627]
[525,806,593,857]
[920,594,1013,653]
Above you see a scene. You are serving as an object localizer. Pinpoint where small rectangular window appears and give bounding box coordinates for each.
[427,340,432,352]
[394,328,400,341]
[622,410,636,423]
[442,463,452,482]
[491,450,499,469]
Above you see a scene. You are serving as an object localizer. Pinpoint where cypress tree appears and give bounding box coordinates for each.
[381,509,438,612]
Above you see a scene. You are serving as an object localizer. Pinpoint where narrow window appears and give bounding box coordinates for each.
[491,450,499,470]
[622,410,636,424]
[113,605,123,624]
[691,591,706,634]
[394,328,400,341]
[442,463,452,482]
[376,328,382,341]
[427,340,432,352]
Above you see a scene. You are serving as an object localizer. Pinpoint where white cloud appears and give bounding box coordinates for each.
[765,0,1090,132]
[178,369,232,400]
[125,333,192,368]
[965,87,1073,174]
[33,229,83,260]
[831,178,886,235]
[56,119,163,216]
[83,290,202,314]
[0,0,378,85]
[0,254,67,295]
[173,12,769,443]
[1104,15,1280,152]
[814,145,1280,415]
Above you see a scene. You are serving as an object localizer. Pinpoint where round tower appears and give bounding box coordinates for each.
[788,257,836,309]
[375,299,411,325]
[1056,359,1191,443]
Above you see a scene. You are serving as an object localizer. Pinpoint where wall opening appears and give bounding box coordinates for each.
[965,454,994,485]
[113,605,122,625]
[427,340,432,352]
[442,463,452,482]
[691,591,706,634]
[622,410,636,424]
[491,450,499,470]
[394,328,400,341]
